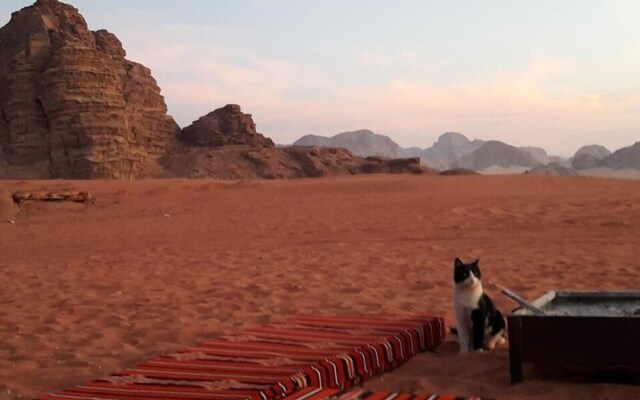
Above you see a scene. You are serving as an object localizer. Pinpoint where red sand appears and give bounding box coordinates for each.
[1,175,639,399]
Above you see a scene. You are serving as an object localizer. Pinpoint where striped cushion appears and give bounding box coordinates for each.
[41,315,446,400]
[337,390,492,400]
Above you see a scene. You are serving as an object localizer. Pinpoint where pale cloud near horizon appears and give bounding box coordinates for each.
[358,50,421,67]
[133,40,638,156]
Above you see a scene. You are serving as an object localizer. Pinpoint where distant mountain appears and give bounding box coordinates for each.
[403,147,427,158]
[292,134,332,147]
[519,147,551,165]
[292,130,639,176]
[549,155,571,167]
[293,129,406,158]
[418,132,485,170]
[598,142,640,170]
[571,144,611,170]
[574,144,612,159]
[454,140,539,171]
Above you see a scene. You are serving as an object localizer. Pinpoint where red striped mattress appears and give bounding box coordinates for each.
[41,315,445,400]
[337,390,493,400]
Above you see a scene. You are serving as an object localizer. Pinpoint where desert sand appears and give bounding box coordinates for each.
[1,174,639,400]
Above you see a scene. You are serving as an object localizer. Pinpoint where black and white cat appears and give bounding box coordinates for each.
[452,257,506,353]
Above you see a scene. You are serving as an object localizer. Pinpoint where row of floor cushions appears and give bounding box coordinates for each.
[42,314,446,400]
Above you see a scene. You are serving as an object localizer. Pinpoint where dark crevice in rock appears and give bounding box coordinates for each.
[1,104,9,126]
[35,96,61,175]
[35,98,49,130]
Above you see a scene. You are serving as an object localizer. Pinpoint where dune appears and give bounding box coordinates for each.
[0,175,639,399]
[479,165,531,175]
[577,167,640,180]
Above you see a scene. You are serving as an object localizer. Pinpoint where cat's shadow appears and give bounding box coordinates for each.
[431,339,640,385]
[431,340,461,357]
[532,364,640,385]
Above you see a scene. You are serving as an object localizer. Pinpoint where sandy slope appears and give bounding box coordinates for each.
[578,168,640,180]
[0,175,639,399]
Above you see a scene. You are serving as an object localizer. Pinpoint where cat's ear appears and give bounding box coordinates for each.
[454,258,464,268]
[473,258,480,266]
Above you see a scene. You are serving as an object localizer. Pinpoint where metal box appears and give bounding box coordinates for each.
[508,291,640,383]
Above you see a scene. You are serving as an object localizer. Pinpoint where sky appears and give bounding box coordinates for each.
[2,1,640,156]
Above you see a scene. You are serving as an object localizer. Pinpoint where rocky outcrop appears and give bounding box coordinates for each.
[0,0,180,179]
[293,129,407,159]
[519,146,551,165]
[181,104,274,148]
[572,154,601,170]
[598,142,640,170]
[525,163,579,177]
[549,155,571,167]
[418,132,485,170]
[571,145,611,170]
[439,168,480,176]
[454,140,539,171]
[359,156,424,174]
[0,190,18,222]
[168,115,432,179]
[292,134,332,147]
[574,144,611,160]
[162,145,433,179]
[12,189,95,204]
[571,143,640,171]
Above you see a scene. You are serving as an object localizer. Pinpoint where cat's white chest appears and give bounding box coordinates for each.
[453,284,483,311]
[453,284,484,353]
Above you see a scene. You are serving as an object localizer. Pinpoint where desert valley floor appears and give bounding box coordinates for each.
[1,174,640,400]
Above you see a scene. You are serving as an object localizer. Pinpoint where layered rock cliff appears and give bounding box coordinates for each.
[181,104,274,148]
[0,0,180,179]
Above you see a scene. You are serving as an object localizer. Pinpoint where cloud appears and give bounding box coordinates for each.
[126,38,640,155]
[358,50,419,67]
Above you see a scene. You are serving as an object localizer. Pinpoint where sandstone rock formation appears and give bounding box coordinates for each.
[453,140,539,171]
[574,144,612,160]
[598,142,640,170]
[181,104,274,148]
[439,168,480,176]
[0,0,180,179]
[359,156,424,174]
[167,107,433,179]
[571,154,601,170]
[571,144,611,170]
[162,145,431,179]
[293,129,407,159]
[519,146,551,165]
[525,163,580,177]
[549,155,571,168]
[418,132,485,170]
[12,189,96,204]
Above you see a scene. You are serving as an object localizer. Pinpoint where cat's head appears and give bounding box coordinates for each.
[454,257,481,288]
